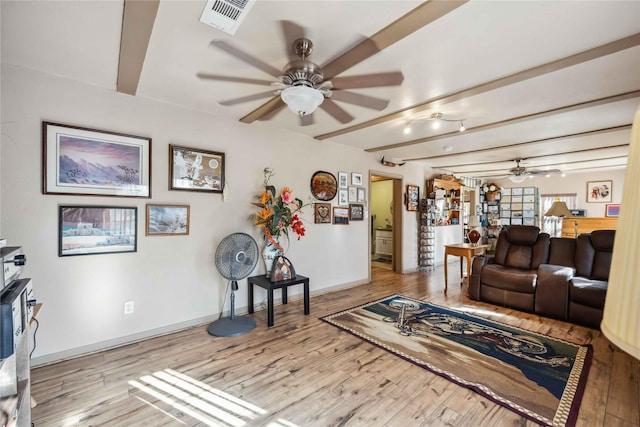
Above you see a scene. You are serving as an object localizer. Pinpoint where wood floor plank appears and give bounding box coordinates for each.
[30,266,640,426]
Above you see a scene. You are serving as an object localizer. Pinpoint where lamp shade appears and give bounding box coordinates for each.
[280,86,324,116]
[509,175,527,183]
[544,201,573,217]
[468,215,481,228]
[601,106,640,360]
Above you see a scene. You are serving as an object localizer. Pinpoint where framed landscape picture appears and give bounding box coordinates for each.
[43,122,151,198]
[59,205,137,257]
[146,204,190,236]
[586,180,612,203]
[170,145,225,193]
[333,207,349,225]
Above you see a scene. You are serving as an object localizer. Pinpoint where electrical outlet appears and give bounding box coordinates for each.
[124,300,134,314]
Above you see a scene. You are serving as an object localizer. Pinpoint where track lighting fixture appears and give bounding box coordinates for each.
[403,112,466,135]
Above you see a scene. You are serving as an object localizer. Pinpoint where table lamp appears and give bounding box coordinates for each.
[467,215,481,246]
[544,199,574,237]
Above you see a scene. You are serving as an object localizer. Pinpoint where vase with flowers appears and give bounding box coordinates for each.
[482,182,501,201]
[251,168,307,278]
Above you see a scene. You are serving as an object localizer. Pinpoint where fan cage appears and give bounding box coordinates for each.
[214,232,258,280]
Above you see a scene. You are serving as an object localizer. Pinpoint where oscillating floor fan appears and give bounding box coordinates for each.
[208,232,259,337]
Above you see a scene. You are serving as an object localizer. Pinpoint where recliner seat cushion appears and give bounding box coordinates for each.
[481,264,537,293]
[570,277,607,308]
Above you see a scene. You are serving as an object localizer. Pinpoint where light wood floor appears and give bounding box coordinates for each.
[31,266,639,426]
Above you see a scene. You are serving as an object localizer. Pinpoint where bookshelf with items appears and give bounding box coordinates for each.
[426,178,461,225]
[480,191,501,252]
[499,187,539,227]
[418,198,436,271]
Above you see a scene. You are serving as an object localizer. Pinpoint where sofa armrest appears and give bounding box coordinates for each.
[469,256,492,300]
[535,264,573,320]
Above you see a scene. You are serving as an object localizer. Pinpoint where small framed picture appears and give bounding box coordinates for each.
[605,204,620,217]
[357,187,366,203]
[338,172,348,189]
[169,145,225,193]
[59,206,137,257]
[351,172,363,186]
[348,186,358,202]
[146,204,190,236]
[338,189,349,206]
[314,203,332,224]
[587,180,612,203]
[333,207,349,225]
[406,185,419,211]
[349,204,364,221]
[43,122,151,198]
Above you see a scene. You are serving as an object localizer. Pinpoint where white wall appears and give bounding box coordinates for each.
[0,64,425,364]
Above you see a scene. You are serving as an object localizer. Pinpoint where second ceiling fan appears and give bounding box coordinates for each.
[508,158,562,182]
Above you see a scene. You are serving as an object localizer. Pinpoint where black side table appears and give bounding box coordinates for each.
[247,275,310,327]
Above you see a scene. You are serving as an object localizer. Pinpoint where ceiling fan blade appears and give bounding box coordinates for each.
[528,169,563,175]
[300,114,314,126]
[319,99,355,124]
[330,90,389,111]
[331,72,404,89]
[280,21,306,61]
[210,40,282,78]
[219,91,277,106]
[321,1,468,80]
[196,73,274,86]
[241,96,286,123]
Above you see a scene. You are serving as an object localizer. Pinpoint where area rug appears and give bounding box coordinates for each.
[321,295,592,427]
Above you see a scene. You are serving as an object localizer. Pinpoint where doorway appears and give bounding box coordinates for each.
[370,172,403,274]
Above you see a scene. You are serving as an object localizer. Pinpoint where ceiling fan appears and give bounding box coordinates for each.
[507,158,562,183]
[197,2,468,126]
[199,31,402,126]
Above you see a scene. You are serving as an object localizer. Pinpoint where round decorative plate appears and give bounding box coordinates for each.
[310,171,337,201]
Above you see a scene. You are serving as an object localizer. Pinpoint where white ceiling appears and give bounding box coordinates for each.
[3,0,640,180]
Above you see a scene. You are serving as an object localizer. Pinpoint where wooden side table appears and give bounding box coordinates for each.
[443,243,490,292]
[247,275,310,327]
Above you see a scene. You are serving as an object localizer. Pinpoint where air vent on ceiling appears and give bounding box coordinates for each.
[199,0,255,35]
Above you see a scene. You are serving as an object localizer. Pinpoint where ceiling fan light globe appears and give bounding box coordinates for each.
[281,86,324,116]
[509,175,527,183]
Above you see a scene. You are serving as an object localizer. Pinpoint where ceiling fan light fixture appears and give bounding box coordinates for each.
[281,85,324,117]
[509,175,527,183]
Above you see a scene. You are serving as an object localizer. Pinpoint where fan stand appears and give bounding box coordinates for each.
[207,280,256,337]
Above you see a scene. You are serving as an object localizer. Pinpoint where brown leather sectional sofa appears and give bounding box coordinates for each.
[469,225,615,329]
